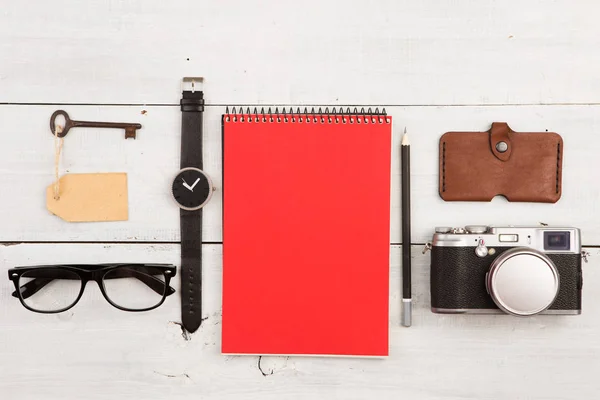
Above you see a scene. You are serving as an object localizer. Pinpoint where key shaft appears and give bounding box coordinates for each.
[50,110,141,139]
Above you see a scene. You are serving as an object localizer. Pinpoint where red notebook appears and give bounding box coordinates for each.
[222,110,392,357]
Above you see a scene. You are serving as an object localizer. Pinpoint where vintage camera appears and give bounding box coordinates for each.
[430,226,583,316]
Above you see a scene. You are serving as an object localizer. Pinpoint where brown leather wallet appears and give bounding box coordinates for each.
[439,122,563,203]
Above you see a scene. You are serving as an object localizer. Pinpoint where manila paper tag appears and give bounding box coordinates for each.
[46,173,129,222]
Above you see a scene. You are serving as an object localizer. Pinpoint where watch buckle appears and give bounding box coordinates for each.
[182,77,204,93]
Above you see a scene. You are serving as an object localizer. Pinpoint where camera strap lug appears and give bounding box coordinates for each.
[582,250,591,263]
[422,242,432,254]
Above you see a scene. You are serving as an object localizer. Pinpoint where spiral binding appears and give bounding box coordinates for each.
[223,106,390,124]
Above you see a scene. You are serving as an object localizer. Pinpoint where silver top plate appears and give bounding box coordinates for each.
[432,226,581,254]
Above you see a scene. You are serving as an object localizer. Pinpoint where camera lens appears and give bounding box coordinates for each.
[544,231,570,251]
[487,248,559,316]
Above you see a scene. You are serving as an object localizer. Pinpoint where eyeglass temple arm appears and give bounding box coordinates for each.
[12,269,175,299]
[12,277,54,300]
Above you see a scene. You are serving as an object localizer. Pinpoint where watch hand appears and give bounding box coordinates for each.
[189,178,200,190]
[182,178,193,191]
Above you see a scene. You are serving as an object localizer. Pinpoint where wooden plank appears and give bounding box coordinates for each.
[1,0,600,105]
[0,104,598,244]
[0,243,597,400]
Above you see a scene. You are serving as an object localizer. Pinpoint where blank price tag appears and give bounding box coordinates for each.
[46,173,129,222]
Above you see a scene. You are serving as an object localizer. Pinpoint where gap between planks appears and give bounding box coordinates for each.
[3,102,600,108]
[1,241,600,249]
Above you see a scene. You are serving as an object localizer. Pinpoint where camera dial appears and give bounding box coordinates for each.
[475,239,488,257]
[466,225,489,234]
[486,248,559,316]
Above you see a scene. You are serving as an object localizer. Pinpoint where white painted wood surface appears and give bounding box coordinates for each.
[1,1,599,399]
[2,0,600,105]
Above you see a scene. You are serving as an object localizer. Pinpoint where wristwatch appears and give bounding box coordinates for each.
[171,78,214,333]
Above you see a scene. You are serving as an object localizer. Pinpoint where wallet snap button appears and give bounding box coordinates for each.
[496,141,508,153]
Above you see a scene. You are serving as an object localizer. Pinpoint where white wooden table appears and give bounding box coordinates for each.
[1,1,599,399]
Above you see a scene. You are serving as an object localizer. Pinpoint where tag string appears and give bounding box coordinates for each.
[53,125,64,200]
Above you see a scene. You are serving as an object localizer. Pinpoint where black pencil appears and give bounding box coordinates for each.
[401,128,412,327]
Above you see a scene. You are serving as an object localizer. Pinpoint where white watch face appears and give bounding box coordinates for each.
[171,168,213,211]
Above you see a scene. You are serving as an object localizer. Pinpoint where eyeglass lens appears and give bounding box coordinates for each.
[18,268,82,312]
[102,265,168,310]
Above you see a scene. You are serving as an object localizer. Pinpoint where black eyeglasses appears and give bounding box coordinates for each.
[8,264,177,313]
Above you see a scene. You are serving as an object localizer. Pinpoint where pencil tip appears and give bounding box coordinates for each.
[401,128,410,146]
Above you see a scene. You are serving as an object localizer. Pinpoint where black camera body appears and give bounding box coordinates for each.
[430,226,583,316]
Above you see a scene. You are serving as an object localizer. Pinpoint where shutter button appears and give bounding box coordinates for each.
[496,141,508,153]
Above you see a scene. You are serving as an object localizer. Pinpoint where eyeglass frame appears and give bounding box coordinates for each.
[8,263,177,313]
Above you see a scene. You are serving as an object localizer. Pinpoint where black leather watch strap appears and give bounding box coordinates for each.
[180,90,204,332]
[180,91,204,170]
[180,208,202,332]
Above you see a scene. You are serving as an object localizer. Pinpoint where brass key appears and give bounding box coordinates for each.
[50,110,142,139]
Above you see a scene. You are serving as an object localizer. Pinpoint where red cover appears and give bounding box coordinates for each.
[222,113,391,357]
